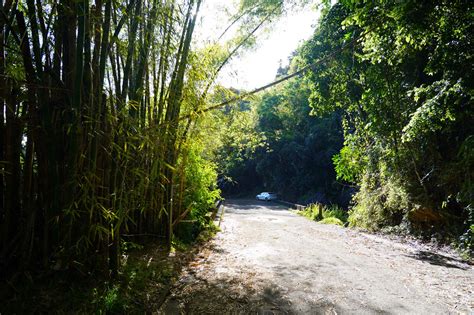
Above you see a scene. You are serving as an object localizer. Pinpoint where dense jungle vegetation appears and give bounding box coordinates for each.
[0,0,472,311]
[309,0,473,251]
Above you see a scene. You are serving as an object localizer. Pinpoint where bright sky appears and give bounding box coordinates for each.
[195,1,320,90]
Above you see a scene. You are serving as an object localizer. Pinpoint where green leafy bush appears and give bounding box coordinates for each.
[299,0,473,255]
[301,203,324,221]
[300,203,348,226]
[333,136,367,183]
[348,172,410,231]
[320,217,344,226]
[323,204,349,222]
[94,284,126,314]
[177,142,221,242]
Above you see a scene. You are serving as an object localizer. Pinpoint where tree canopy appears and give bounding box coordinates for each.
[298,0,473,250]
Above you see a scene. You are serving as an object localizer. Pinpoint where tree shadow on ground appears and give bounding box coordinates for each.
[0,241,201,313]
[160,263,394,314]
[405,250,470,270]
[162,277,338,314]
[224,199,292,213]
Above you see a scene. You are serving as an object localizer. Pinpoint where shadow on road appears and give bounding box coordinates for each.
[224,199,291,212]
[162,235,397,314]
[405,250,470,270]
[162,265,392,314]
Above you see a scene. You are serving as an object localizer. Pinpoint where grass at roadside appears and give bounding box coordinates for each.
[298,203,348,226]
[1,241,185,313]
[1,223,220,314]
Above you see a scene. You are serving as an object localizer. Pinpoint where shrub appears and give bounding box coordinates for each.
[178,142,221,242]
[322,204,348,222]
[320,217,344,226]
[301,203,324,221]
[300,203,348,225]
[348,172,410,231]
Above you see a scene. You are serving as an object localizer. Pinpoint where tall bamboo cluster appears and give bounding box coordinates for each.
[0,0,203,276]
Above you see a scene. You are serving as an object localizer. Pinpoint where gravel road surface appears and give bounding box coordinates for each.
[160,199,474,314]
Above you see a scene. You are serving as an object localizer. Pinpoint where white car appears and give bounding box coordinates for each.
[256,192,278,201]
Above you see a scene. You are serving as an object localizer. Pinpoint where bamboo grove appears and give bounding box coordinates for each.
[0,0,223,276]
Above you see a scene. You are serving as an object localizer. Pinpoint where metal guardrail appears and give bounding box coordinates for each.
[211,199,223,221]
[274,199,306,211]
[212,199,225,226]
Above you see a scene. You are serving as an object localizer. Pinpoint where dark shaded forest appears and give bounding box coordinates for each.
[217,78,351,206]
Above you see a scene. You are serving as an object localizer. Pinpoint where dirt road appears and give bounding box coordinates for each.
[160,199,474,314]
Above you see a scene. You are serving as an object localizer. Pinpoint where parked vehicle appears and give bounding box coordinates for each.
[256,192,278,201]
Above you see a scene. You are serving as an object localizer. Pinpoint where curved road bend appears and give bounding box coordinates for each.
[161,199,474,314]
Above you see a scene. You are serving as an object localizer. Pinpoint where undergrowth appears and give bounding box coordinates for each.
[1,221,220,313]
[346,173,473,259]
[320,217,344,226]
[299,203,348,226]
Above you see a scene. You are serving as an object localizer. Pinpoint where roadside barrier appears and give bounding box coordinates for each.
[274,200,306,211]
[211,199,225,226]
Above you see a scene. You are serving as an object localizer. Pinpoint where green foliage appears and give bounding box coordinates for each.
[121,241,144,253]
[301,203,324,221]
[196,223,221,243]
[300,203,348,225]
[348,173,410,231]
[332,137,366,183]
[214,104,265,174]
[458,218,474,258]
[91,244,178,313]
[216,73,347,204]
[320,217,344,226]
[299,0,473,251]
[101,285,124,313]
[0,0,230,282]
[184,143,221,218]
[323,204,349,222]
[402,80,465,143]
[176,142,221,242]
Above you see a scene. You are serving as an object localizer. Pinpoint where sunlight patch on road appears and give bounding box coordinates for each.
[239,242,276,261]
[245,215,284,223]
